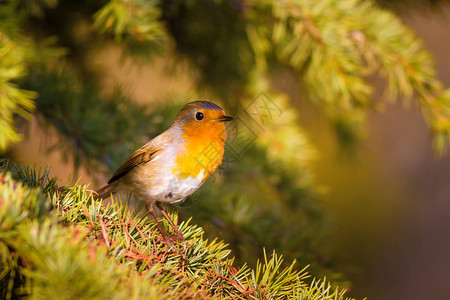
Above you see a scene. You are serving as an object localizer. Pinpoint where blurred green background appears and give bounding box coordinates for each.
[2,0,450,298]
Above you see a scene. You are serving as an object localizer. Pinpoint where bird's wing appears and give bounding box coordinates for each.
[108,145,161,184]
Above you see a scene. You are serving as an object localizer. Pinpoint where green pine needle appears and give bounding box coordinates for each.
[0,162,356,299]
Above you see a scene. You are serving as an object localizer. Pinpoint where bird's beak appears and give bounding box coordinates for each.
[216,115,234,122]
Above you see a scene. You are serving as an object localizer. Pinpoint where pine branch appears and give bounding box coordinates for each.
[0,162,356,299]
[93,0,168,62]
[246,0,450,153]
[0,26,36,151]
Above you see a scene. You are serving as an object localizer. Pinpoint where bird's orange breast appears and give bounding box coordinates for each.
[172,123,226,181]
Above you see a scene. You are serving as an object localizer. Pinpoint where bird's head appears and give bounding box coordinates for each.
[173,101,234,142]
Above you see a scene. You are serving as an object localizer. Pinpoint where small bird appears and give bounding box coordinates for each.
[95,101,233,240]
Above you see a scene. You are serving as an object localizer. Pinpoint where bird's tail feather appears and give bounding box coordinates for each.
[94,184,114,200]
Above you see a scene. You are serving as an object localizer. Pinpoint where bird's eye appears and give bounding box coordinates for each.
[195,112,204,121]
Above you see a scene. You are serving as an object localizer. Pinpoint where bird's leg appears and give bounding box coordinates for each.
[146,203,170,242]
[156,202,185,241]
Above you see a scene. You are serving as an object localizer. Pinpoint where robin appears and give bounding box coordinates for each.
[95,101,234,241]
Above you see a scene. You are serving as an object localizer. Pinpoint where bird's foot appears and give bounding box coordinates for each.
[163,232,185,244]
[161,235,187,260]
[173,231,185,242]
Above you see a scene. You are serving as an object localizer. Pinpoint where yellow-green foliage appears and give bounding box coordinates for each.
[2,0,449,154]
[1,1,449,297]
[0,162,355,299]
[0,31,36,150]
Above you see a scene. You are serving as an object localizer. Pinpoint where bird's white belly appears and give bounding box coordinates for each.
[165,169,205,202]
[139,169,205,203]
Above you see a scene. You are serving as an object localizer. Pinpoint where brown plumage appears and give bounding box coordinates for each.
[95,101,233,240]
